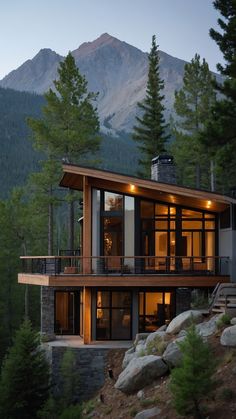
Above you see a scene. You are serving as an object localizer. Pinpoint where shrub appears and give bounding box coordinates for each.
[0,320,50,419]
[60,348,80,409]
[59,404,82,419]
[170,325,216,419]
[146,336,168,355]
[220,388,234,401]
[216,313,231,329]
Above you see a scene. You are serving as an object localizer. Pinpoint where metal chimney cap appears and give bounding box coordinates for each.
[151,155,174,165]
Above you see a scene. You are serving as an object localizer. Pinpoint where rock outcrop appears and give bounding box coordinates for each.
[115,355,168,394]
[166,310,203,335]
[221,325,236,347]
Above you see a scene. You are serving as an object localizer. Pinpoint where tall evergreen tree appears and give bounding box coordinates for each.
[28,52,100,252]
[171,54,216,189]
[202,0,236,191]
[170,325,216,419]
[0,320,50,419]
[133,35,168,177]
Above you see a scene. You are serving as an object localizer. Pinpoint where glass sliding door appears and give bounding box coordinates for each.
[55,291,80,335]
[96,291,132,340]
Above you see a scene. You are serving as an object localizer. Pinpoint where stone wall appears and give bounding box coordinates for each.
[47,346,110,402]
[41,286,55,339]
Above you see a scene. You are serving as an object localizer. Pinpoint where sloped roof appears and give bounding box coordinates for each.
[60,164,236,212]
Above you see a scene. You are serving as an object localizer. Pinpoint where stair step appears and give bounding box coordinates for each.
[212,308,225,313]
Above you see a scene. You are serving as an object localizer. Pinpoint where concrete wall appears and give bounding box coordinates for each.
[47,345,110,402]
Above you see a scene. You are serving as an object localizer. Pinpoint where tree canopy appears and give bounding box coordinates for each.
[133,35,168,177]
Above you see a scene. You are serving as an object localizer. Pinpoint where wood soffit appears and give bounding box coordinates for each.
[59,164,236,212]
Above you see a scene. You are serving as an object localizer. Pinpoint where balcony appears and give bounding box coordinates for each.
[18,255,230,288]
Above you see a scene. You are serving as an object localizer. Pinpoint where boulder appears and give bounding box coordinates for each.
[125,346,135,354]
[166,310,203,335]
[122,351,138,369]
[221,325,236,347]
[162,336,185,368]
[137,389,145,400]
[145,330,166,347]
[134,333,149,346]
[196,314,221,337]
[134,407,161,419]
[136,341,146,355]
[230,317,236,326]
[158,324,167,332]
[115,355,168,394]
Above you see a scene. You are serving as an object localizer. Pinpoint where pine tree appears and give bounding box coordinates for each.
[28,52,100,252]
[0,320,50,419]
[60,348,80,409]
[133,35,168,177]
[170,325,216,419]
[202,0,236,191]
[171,54,216,189]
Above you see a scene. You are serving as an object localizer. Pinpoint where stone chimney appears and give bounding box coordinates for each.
[151,155,177,184]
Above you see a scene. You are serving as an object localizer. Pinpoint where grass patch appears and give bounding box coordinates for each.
[216,314,231,329]
[130,407,138,417]
[140,395,160,407]
[223,349,236,364]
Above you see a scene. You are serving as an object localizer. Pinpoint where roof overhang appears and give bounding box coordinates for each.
[60,164,236,212]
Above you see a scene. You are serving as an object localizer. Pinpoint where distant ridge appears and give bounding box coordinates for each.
[0,34,220,133]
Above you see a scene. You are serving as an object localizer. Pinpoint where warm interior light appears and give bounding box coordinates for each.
[130,184,136,192]
[207,200,212,208]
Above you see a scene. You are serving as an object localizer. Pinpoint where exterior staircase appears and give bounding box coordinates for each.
[210,283,236,316]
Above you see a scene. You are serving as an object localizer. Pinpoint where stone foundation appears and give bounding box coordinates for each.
[46,346,110,402]
[41,286,55,340]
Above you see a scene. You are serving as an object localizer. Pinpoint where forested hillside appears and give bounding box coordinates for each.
[0,87,140,198]
[0,88,44,197]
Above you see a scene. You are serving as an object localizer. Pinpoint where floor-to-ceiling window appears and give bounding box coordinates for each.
[92,189,135,273]
[140,199,216,272]
[141,201,176,271]
[96,290,132,340]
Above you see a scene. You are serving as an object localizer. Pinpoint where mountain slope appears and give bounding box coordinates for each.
[0,34,187,132]
[0,48,63,94]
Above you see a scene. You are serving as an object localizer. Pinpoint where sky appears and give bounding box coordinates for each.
[0,0,222,79]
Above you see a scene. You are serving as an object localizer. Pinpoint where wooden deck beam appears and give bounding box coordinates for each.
[18,273,230,288]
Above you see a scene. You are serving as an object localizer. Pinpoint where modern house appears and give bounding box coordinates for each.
[18,156,236,343]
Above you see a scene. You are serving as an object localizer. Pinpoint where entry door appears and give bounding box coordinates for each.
[55,291,80,335]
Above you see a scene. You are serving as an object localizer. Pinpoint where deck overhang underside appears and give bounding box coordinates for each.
[18,273,230,288]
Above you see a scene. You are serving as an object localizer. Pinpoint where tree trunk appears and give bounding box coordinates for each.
[195,163,201,189]
[68,189,75,252]
[22,242,29,319]
[48,188,54,255]
[210,159,215,192]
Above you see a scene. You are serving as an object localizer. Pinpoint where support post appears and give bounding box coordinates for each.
[83,287,92,344]
[83,176,92,274]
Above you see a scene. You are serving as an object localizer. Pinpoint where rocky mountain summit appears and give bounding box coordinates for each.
[0,34,221,133]
[0,33,188,132]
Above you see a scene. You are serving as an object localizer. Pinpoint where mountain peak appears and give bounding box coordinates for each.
[72,33,120,58]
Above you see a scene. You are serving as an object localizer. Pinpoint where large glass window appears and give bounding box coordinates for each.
[96,291,132,340]
[140,199,216,272]
[139,291,175,332]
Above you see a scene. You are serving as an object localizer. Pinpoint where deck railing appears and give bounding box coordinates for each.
[20,255,230,276]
